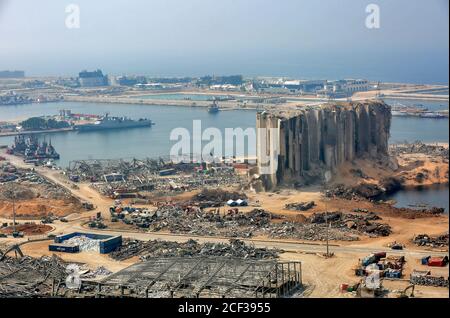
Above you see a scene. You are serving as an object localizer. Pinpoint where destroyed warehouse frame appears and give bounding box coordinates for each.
[98,257,302,298]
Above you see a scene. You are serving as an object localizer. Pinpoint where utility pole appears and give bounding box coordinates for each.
[12,186,16,233]
[326,221,329,257]
[324,197,330,257]
[11,183,17,233]
[6,183,17,234]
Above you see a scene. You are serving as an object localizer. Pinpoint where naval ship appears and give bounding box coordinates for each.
[74,114,154,131]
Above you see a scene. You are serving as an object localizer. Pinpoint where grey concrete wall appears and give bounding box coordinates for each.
[256,101,391,189]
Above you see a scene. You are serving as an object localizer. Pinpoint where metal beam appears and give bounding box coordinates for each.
[171,258,204,292]
[222,263,254,296]
[145,260,178,289]
[195,261,227,295]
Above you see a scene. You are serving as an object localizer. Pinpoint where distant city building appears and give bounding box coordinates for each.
[318,79,370,97]
[55,77,80,88]
[0,70,25,78]
[254,78,326,94]
[115,75,147,86]
[22,80,46,88]
[198,75,243,86]
[78,69,108,87]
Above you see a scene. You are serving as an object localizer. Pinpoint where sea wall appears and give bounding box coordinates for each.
[256,101,391,189]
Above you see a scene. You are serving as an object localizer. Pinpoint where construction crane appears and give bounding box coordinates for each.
[375,81,382,99]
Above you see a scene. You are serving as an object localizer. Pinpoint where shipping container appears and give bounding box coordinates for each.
[421,256,431,265]
[428,258,447,267]
[340,283,349,291]
[49,243,79,253]
[362,254,377,267]
[374,252,387,259]
[53,232,122,254]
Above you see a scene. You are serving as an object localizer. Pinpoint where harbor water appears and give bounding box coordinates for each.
[380,184,449,214]
[0,99,448,212]
[0,100,448,164]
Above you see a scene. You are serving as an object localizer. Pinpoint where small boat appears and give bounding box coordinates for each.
[208,100,220,113]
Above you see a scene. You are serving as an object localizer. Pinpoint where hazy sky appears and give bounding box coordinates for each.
[0,0,448,83]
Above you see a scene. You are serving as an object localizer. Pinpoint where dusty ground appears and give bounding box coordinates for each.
[1,150,448,298]
[396,153,449,187]
[331,153,448,189]
[100,186,449,254]
[0,223,52,235]
[0,198,82,218]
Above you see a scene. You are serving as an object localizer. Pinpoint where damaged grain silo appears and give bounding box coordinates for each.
[256,101,391,189]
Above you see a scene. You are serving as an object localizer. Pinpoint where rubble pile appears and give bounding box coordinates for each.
[410,275,449,288]
[0,254,67,297]
[413,233,449,248]
[110,239,280,261]
[116,204,385,241]
[390,142,449,159]
[0,163,80,202]
[64,235,100,252]
[325,182,399,200]
[67,158,246,197]
[324,184,362,200]
[308,212,391,237]
[267,222,359,241]
[352,183,384,199]
[81,266,112,279]
[285,201,316,211]
[193,188,247,203]
[146,207,275,238]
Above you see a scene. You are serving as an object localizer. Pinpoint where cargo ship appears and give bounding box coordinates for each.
[74,114,154,131]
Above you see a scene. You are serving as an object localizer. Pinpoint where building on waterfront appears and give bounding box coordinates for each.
[78,69,109,87]
[318,79,370,98]
[253,78,326,94]
[114,75,147,86]
[0,70,25,78]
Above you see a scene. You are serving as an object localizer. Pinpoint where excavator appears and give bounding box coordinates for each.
[398,284,415,298]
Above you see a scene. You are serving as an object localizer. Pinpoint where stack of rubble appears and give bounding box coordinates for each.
[81,266,112,279]
[266,222,359,241]
[309,212,391,237]
[118,203,391,241]
[410,274,449,287]
[0,255,67,297]
[67,158,246,197]
[325,183,384,200]
[193,189,247,202]
[390,142,449,159]
[285,201,315,211]
[64,235,100,252]
[0,165,80,203]
[413,233,449,248]
[110,238,280,261]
